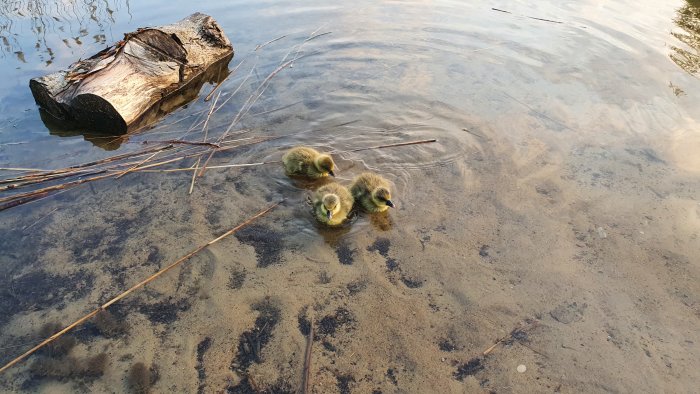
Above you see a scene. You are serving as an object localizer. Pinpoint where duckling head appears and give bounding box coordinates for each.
[322,193,341,220]
[314,154,336,177]
[371,187,394,209]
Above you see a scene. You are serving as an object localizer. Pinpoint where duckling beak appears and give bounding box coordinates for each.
[326,210,333,219]
[328,170,335,177]
[386,200,395,208]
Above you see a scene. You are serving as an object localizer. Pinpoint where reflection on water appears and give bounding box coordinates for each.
[670,0,700,76]
[0,0,129,66]
[40,109,124,150]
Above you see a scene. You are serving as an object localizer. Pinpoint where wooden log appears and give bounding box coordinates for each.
[29,13,234,134]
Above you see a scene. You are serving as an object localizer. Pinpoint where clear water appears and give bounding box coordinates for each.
[1,1,699,392]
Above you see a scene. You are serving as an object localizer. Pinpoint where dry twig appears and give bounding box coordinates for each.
[299,316,314,394]
[0,200,283,374]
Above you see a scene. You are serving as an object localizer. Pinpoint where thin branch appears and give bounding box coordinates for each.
[343,139,437,153]
[491,8,564,24]
[0,201,283,375]
[299,316,314,394]
[255,34,287,51]
[204,58,245,102]
[115,151,160,179]
[22,207,58,231]
[140,140,221,148]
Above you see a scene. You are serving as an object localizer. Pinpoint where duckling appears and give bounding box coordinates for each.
[282,146,336,179]
[312,182,354,226]
[350,172,395,212]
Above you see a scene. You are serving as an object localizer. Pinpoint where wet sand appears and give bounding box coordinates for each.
[1,115,698,393]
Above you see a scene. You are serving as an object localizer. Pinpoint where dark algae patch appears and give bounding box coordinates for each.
[81,353,109,377]
[336,241,355,265]
[479,245,490,257]
[226,377,294,394]
[27,353,108,383]
[139,297,191,324]
[386,368,398,385]
[227,301,292,394]
[317,271,332,284]
[93,309,129,338]
[37,322,76,358]
[228,267,247,289]
[316,307,355,339]
[231,298,281,371]
[454,358,485,380]
[438,338,457,352]
[297,306,311,336]
[367,237,391,257]
[127,362,159,394]
[196,337,212,394]
[322,340,337,352]
[346,279,367,295]
[400,275,424,288]
[386,258,400,271]
[0,270,94,328]
[336,374,355,394]
[235,224,285,267]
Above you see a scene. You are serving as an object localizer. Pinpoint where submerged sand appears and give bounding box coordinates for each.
[0,111,698,393]
[0,0,699,393]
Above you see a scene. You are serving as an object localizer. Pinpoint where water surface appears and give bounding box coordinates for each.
[0,1,699,393]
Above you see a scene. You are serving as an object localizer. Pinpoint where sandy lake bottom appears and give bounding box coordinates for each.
[0,0,699,393]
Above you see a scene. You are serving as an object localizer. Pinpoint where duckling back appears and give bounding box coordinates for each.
[350,172,393,212]
[282,146,333,179]
[313,182,354,226]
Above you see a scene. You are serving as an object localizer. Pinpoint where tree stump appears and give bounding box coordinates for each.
[29,13,234,134]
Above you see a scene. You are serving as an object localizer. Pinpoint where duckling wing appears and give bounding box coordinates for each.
[350,174,372,199]
[334,184,354,217]
[283,148,315,175]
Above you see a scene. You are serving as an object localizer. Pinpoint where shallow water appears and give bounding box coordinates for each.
[1,0,699,392]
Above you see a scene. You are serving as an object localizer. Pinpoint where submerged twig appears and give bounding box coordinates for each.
[255,34,287,51]
[0,169,106,191]
[0,200,283,375]
[188,158,201,195]
[198,57,296,176]
[501,91,576,132]
[140,140,221,148]
[299,316,314,394]
[491,8,564,24]
[205,59,245,102]
[0,171,112,211]
[115,151,160,179]
[482,318,539,357]
[21,207,58,231]
[0,151,210,211]
[136,161,280,173]
[462,128,486,139]
[0,145,174,185]
[344,139,437,153]
[0,167,50,172]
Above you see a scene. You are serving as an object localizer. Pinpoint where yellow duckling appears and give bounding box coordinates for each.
[312,183,353,226]
[282,146,336,179]
[350,172,395,212]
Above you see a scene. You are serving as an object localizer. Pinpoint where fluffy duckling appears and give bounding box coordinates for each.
[312,182,354,226]
[282,146,336,179]
[350,172,395,212]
